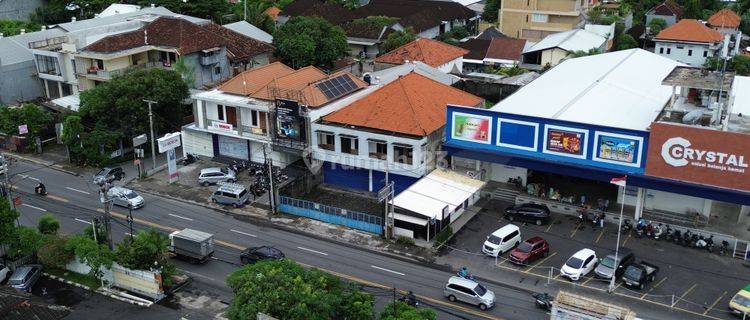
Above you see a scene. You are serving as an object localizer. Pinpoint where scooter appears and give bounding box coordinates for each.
[653,224,663,240]
[181,153,198,165]
[672,229,681,244]
[719,240,729,255]
[645,223,654,238]
[681,230,692,247]
[689,233,700,248]
[399,291,419,307]
[665,225,674,242]
[705,235,715,253]
[532,292,553,311]
[457,267,476,281]
[621,219,632,233]
[34,184,47,196]
[695,234,707,249]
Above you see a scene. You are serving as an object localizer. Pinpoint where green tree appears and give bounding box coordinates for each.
[37,213,60,235]
[226,259,374,320]
[231,1,276,33]
[172,56,196,89]
[614,33,639,50]
[741,11,750,35]
[648,18,667,35]
[437,26,470,45]
[8,226,43,259]
[482,0,500,23]
[380,301,437,320]
[114,229,171,270]
[705,55,750,76]
[62,115,85,164]
[0,104,54,150]
[380,28,417,54]
[38,235,75,268]
[273,16,349,68]
[66,235,114,278]
[131,0,232,21]
[0,197,19,246]
[327,0,360,9]
[570,48,602,58]
[0,20,41,36]
[683,0,702,19]
[31,0,119,25]
[83,223,108,245]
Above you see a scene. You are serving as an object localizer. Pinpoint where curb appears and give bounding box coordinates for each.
[43,272,92,291]
[43,272,153,307]
[10,154,81,176]
[97,288,153,307]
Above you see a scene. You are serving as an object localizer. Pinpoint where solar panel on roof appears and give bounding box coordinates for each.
[317,75,359,100]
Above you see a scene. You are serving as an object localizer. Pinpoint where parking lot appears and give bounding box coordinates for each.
[437,199,750,320]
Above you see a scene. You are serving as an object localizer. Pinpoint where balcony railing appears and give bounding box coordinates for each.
[78,60,173,79]
[200,54,220,65]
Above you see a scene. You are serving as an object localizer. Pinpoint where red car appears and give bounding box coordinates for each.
[509,236,549,265]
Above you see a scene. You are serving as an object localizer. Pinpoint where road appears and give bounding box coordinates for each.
[7,160,547,320]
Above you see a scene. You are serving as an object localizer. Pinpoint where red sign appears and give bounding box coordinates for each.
[13,196,21,206]
[547,129,583,155]
[645,122,750,192]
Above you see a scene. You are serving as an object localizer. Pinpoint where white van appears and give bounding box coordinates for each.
[482,224,521,257]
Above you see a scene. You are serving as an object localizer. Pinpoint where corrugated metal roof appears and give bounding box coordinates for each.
[524,29,606,54]
[393,169,485,220]
[0,28,67,66]
[223,21,273,44]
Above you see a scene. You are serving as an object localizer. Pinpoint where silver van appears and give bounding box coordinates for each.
[198,167,236,186]
[210,183,250,207]
[8,264,42,292]
[443,276,495,310]
[107,187,145,209]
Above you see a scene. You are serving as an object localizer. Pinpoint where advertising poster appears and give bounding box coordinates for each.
[274,99,306,142]
[598,135,637,163]
[452,113,491,143]
[546,129,583,155]
[167,149,178,184]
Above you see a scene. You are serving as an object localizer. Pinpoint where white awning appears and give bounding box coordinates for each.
[393,169,485,221]
[51,93,80,112]
[394,213,428,226]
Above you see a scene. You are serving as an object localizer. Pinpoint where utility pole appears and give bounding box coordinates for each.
[264,145,276,214]
[127,205,134,241]
[99,183,114,250]
[243,0,247,21]
[144,99,158,171]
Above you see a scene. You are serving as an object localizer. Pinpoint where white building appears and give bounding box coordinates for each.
[653,19,724,67]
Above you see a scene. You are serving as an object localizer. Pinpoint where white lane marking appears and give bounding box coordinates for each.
[65,187,91,195]
[177,268,215,281]
[297,246,329,256]
[74,218,92,225]
[21,204,47,211]
[168,213,194,221]
[370,265,405,276]
[19,174,40,181]
[230,229,257,238]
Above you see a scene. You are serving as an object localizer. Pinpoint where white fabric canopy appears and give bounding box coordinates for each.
[393,169,485,221]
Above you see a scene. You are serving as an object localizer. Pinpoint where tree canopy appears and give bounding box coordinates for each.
[648,18,667,34]
[482,0,500,22]
[0,19,41,36]
[614,33,639,50]
[0,104,54,144]
[380,301,437,320]
[273,16,349,68]
[226,259,374,320]
[38,213,60,235]
[380,28,417,54]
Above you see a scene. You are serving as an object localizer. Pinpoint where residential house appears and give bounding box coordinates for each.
[475,27,507,40]
[498,0,590,42]
[311,72,483,194]
[0,6,205,105]
[374,38,468,73]
[707,8,741,35]
[459,37,527,73]
[522,28,607,67]
[74,16,274,91]
[645,0,683,28]
[584,23,616,50]
[279,0,479,58]
[222,21,273,44]
[653,19,723,67]
[182,62,368,166]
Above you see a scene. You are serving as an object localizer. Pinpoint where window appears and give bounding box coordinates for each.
[688,49,693,56]
[250,110,259,127]
[217,105,225,121]
[340,136,359,155]
[96,59,104,70]
[368,140,387,159]
[659,47,664,54]
[393,144,413,165]
[703,50,708,57]
[317,131,335,151]
[214,66,222,75]
[531,14,548,23]
[676,45,684,49]
[36,55,60,75]
[666,48,671,54]
[526,15,529,23]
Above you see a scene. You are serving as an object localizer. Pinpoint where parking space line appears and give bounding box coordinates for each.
[582,276,595,285]
[524,252,557,274]
[545,219,556,232]
[673,284,698,307]
[640,276,668,299]
[621,233,632,247]
[595,228,606,243]
[703,291,727,315]
[570,222,582,238]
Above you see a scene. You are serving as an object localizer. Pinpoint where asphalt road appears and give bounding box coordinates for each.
[7,160,548,320]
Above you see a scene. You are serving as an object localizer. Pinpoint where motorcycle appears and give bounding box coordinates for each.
[653,224,663,240]
[532,292,553,311]
[719,240,729,255]
[621,219,632,233]
[672,229,681,244]
[665,225,674,242]
[705,235,715,253]
[457,266,476,281]
[399,291,419,307]
[689,233,700,248]
[695,234,707,249]
[181,153,198,165]
[645,223,654,238]
[35,183,47,196]
[681,230,692,247]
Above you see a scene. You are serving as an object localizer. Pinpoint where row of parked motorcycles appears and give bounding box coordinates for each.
[621,218,730,255]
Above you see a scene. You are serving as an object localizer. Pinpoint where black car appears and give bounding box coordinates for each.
[240,246,285,264]
[92,167,125,185]
[504,203,551,225]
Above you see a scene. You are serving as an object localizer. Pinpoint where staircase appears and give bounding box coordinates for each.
[491,187,520,203]
[734,240,749,260]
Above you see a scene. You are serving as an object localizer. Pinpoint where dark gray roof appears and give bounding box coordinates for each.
[476,27,506,40]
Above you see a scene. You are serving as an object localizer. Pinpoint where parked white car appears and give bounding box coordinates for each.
[560,248,598,281]
[481,224,521,257]
[0,263,10,283]
[107,187,145,209]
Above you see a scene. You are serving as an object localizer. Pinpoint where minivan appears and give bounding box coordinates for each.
[443,276,495,310]
[482,224,521,257]
[211,183,250,207]
[8,264,42,292]
[198,167,236,186]
[594,248,634,280]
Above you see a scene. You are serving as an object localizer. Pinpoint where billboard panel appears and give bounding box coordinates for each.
[451,112,492,144]
[274,99,306,142]
[645,122,750,192]
[546,128,584,156]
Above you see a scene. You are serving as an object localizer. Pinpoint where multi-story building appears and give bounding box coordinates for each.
[653,19,724,67]
[498,0,590,42]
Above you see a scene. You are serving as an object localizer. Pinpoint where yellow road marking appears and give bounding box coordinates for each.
[570,222,582,238]
[545,219,556,232]
[524,252,557,274]
[47,194,69,203]
[673,284,698,306]
[703,291,727,315]
[582,276,595,285]
[595,228,606,243]
[641,276,668,299]
[622,233,632,247]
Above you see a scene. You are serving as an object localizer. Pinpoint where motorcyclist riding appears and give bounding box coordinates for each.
[35,182,46,195]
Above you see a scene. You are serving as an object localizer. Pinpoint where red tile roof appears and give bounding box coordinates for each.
[265,7,281,21]
[649,0,683,20]
[708,9,740,29]
[375,38,469,68]
[655,19,723,43]
[201,23,274,61]
[322,72,482,136]
[486,37,527,61]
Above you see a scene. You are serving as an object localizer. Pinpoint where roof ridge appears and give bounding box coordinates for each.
[398,73,428,135]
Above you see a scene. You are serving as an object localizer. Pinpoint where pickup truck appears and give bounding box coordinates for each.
[621,261,659,290]
[168,228,215,264]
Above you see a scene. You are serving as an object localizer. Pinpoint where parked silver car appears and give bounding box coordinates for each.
[8,264,42,292]
[443,276,495,311]
[107,186,145,209]
[211,183,250,207]
[198,167,236,186]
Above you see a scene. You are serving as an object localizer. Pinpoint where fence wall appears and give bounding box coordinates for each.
[279,196,383,235]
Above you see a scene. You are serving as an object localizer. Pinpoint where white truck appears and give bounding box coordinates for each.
[168,228,215,264]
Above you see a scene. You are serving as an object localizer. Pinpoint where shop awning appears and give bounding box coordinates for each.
[394,213,428,226]
[393,169,486,220]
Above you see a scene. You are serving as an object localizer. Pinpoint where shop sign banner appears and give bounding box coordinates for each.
[211,121,234,132]
[451,113,491,144]
[546,129,583,156]
[275,99,306,142]
[157,132,181,153]
[646,122,750,192]
[597,135,637,163]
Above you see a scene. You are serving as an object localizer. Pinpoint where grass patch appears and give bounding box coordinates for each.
[45,267,101,290]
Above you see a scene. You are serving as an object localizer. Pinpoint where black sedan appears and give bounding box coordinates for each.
[504,203,551,225]
[240,246,285,264]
